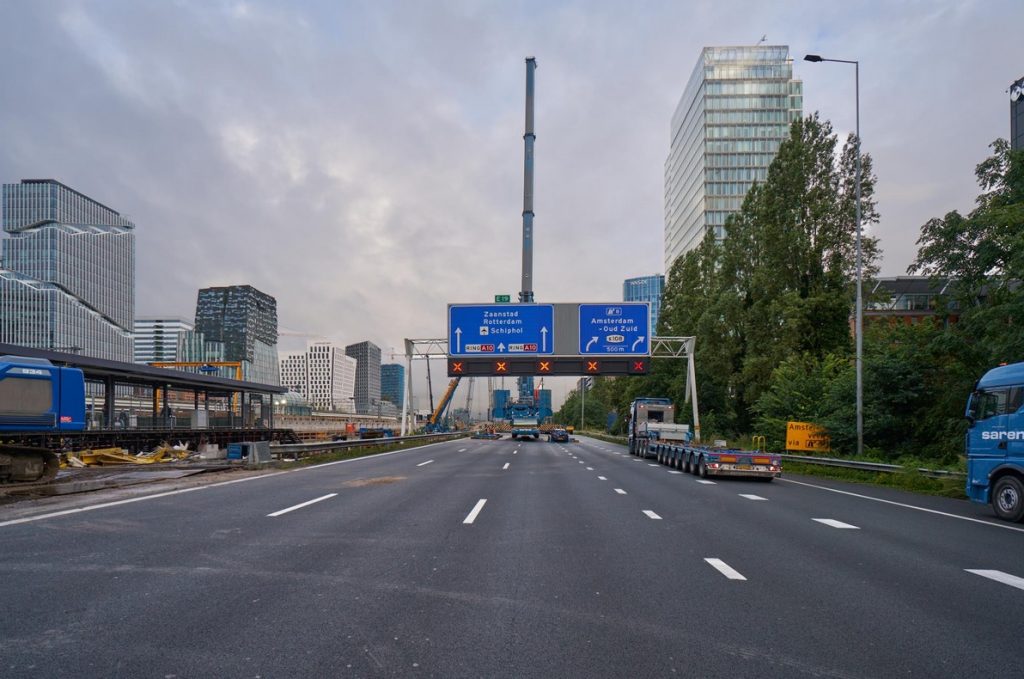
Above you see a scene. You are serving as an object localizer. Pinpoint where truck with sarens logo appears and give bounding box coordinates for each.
[965,361,1024,522]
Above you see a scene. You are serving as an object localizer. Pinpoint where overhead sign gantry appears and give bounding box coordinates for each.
[446,301,651,376]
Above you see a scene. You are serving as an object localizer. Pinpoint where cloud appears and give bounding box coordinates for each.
[1,0,1021,411]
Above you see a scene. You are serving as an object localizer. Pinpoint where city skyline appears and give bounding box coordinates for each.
[1,1,1021,409]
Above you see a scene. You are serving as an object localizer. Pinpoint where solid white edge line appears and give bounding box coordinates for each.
[642,510,662,519]
[502,462,510,470]
[812,518,860,529]
[0,437,467,528]
[614,488,627,494]
[416,459,434,467]
[705,558,747,580]
[598,476,607,481]
[779,478,1024,534]
[267,493,337,517]
[965,569,1024,591]
[463,499,487,524]
[739,494,768,501]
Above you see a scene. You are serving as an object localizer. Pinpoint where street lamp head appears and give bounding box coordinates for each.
[804,54,823,62]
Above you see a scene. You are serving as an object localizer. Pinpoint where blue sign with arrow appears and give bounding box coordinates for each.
[448,304,554,356]
[578,303,650,355]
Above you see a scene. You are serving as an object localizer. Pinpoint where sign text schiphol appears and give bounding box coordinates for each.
[448,304,554,356]
[578,303,650,355]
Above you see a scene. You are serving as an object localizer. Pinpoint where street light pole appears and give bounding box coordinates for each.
[804,54,863,458]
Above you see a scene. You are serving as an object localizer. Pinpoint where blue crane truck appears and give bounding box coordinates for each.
[0,356,85,483]
[508,401,541,440]
[627,397,781,480]
[965,361,1024,522]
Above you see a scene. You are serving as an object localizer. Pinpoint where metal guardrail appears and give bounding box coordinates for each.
[270,433,467,460]
[778,453,965,479]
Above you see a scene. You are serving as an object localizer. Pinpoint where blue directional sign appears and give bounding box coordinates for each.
[578,303,650,355]
[448,304,554,356]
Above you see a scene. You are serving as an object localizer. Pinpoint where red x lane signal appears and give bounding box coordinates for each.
[451,361,464,374]
[586,361,600,373]
[538,361,551,373]
[630,360,647,373]
[495,361,508,373]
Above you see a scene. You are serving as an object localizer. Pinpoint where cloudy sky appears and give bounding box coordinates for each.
[1,1,1021,411]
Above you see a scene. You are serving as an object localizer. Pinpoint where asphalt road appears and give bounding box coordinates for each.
[2,435,1022,678]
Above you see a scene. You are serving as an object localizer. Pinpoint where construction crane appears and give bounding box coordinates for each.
[425,377,461,432]
[464,377,475,423]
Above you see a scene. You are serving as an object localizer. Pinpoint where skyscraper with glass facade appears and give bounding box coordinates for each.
[664,46,803,272]
[1011,76,1024,151]
[133,317,194,364]
[194,285,279,385]
[623,274,665,334]
[380,363,405,410]
[345,341,381,415]
[0,179,135,360]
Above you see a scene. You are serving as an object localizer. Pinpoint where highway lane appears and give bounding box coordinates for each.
[570,436,1024,676]
[1,434,1022,677]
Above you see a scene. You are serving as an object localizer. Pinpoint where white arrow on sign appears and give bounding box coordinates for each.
[454,328,462,353]
[586,337,598,351]
[631,336,645,351]
[541,327,548,352]
[497,343,506,353]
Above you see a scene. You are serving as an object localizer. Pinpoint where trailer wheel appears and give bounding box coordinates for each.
[697,457,708,478]
[683,455,692,474]
[992,475,1024,523]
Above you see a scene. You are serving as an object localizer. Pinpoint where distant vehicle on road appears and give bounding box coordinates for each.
[965,361,1024,522]
[548,429,569,443]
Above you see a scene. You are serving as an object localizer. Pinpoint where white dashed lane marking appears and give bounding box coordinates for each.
[268,494,337,518]
[502,463,510,470]
[705,558,746,581]
[696,480,716,485]
[598,476,607,481]
[463,499,487,524]
[965,569,1024,591]
[614,488,627,495]
[813,518,859,529]
[416,460,434,467]
[642,510,662,520]
[739,494,768,501]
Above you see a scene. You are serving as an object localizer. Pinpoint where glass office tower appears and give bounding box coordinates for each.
[1011,76,1024,151]
[345,341,382,415]
[194,285,279,384]
[623,274,665,334]
[0,179,135,361]
[664,46,803,273]
[380,363,405,410]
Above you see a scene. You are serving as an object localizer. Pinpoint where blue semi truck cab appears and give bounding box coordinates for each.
[965,361,1024,522]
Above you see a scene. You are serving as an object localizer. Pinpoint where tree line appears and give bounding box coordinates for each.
[555,117,1024,464]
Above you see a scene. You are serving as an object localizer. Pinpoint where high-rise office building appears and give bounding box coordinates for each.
[623,274,665,333]
[133,317,193,364]
[279,342,356,412]
[380,363,405,410]
[664,46,803,272]
[345,341,381,415]
[194,285,279,384]
[0,179,135,361]
[1011,76,1024,151]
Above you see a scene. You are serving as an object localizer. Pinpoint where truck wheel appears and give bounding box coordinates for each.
[992,476,1024,523]
[697,457,708,478]
[683,455,691,474]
